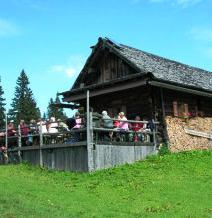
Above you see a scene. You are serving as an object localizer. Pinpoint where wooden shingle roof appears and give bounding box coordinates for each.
[110,39,212,92]
[70,37,212,93]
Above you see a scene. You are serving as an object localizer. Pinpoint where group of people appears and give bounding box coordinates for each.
[0,110,155,147]
[0,117,70,147]
[68,110,154,142]
[99,110,154,142]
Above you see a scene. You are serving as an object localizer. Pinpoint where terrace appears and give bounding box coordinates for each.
[0,104,158,172]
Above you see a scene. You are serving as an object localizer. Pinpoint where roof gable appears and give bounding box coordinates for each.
[72,37,212,93]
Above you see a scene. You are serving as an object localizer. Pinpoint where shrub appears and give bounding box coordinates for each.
[158,143,171,156]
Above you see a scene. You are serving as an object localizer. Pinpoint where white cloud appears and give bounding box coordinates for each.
[49,65,77,78]
[149,0,203,7]
[49,55,85,78]
[0,18,19,37]
[189,27,212,42]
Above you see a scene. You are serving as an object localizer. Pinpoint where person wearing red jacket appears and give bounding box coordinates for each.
[130,116,144,142]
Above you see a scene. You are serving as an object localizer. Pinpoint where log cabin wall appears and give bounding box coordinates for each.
[79,86,153,120]
[98,52,137,83]
[161,89,212,151]
[163,89,212,117]
[82,50,137,87]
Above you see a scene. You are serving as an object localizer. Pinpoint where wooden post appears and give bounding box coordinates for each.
[87,90,94,172]
[90,111,94,148]
[18,125,22,162]
[5,112,8,149]
[160,88,170,148]
[4,112,9,164]
[153,119,157,151]
[39,122,43,167]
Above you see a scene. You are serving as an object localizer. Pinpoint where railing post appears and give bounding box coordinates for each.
[153,119,157,151]
[160,88,169,148]
[3,112,8,164]
[18,125,22,162]
[90,111,93,145]
[39,122,43,167]
[5,113,8,149]
[87,90,94,172]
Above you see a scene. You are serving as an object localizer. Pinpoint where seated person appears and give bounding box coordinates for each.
[116,112,129,142]
[47,117,59,144]
[48,117,58,133]
[113,114,120,128]
[129,116,144,142]
[66,112,82,143]
[118,112,129,131]
[102,111,113,129]
[20,120,29,135]
[37,119,48,134]
[29,119,38,134]
[7,120,16,136]
[100,111,113,141]
[73,112,82,129]
[20,120,30,146]
[142,117,155,142]
[0,131,5,149]
[28,119,39,145]
[66,118,76,130]
[73,112,83,141]
[147,119,155,132]
[57,119,69,132]
[7,120,17,148]
[147,119,155,142]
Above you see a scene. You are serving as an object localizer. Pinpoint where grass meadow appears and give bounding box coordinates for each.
[0,150,211,217]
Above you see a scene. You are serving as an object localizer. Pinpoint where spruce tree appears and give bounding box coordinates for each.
[42,112,47,121]
[0,77,6,129]
[9,69,40,124]
[47,95,67,120]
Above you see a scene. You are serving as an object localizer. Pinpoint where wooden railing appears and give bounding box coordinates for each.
[0,113,159,166]
[88,112,159,150]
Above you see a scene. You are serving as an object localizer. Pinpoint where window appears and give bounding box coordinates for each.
[173,101,190,117]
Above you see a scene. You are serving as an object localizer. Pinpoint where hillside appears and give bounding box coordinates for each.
[0,150,211,217]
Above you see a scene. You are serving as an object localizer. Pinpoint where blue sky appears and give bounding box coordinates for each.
[0,0,211,116]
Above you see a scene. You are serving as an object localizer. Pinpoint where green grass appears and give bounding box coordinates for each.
[0,150,212,218]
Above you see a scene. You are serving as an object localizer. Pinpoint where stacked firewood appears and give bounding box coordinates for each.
[165,116,212,152]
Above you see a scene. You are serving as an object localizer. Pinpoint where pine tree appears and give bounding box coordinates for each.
[9,69,41,124]
[42,112,47,121]
[47,98,54,119]
[47,95,67,120]
[0,77,6,129]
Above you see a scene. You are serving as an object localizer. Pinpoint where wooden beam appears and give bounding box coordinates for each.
[87,90,94,172]
[150,81,212,98]
[63,79,148,102]
[8,142,87,152]
[51,103,79,109]
[160,88,170,147]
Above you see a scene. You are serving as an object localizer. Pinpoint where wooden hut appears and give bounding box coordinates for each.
[61,37,212,152]
[3,37,211,172]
